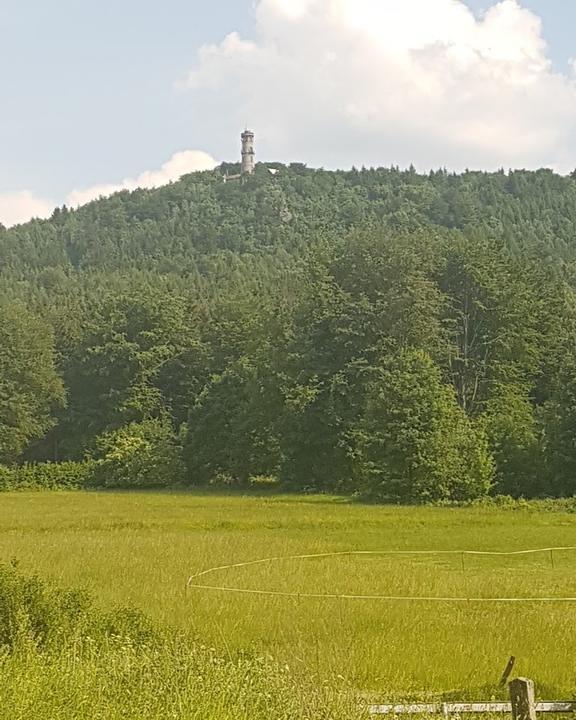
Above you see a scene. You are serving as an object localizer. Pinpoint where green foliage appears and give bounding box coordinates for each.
[352,350,494,502]
[3,165,576,499]
[0,302,64,464]
[0,560,160,654]
[5,165,576,271]
[52,284,205,459]
[89,418,185,488]
[185,359,282,486]
[438,236,540,418]
[482,386,540,497]
[0,462,92,491]
[0,562,91,649]
[276,232,445,492]
[0,560,355,719]
[539,358,576,497]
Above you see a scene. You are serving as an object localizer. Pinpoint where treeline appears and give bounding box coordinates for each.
[2,165,576,500]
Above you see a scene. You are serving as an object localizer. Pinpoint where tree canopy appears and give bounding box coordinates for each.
[3,163,576,499]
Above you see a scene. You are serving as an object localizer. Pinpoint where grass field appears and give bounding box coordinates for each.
[0,491,575,700]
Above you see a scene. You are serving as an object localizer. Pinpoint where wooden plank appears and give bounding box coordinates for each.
[510,678,537,720]
[369,701,575,715]
[536,705,576,713]
[369,705,440,715]
[451,705,511,714]
[368,704,509,715]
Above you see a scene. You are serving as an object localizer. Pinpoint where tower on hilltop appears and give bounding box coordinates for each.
[241,129,255,176]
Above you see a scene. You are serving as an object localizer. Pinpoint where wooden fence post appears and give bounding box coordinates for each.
[509,678,537,720]
[499,656,516,688]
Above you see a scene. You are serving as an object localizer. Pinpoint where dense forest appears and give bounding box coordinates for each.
[3,162,576,500]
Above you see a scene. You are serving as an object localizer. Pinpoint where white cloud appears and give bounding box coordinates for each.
[0,191,55,228]
[184,0,576,171]
[67,149,218,207]
[0,150,218,228]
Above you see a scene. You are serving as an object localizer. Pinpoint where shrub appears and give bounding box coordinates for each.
[0,462,92,491]
[89,418,185,489]
[0,561,92,649]
[0,465,12,490]
[249,474,280,489]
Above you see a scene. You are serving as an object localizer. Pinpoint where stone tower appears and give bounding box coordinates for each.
[241,129,255,176]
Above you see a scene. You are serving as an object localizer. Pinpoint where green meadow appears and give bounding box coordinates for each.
[1,491,575,701]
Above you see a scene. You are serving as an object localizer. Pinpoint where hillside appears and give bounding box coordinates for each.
[2,164,576,270]
[2,164,576,500]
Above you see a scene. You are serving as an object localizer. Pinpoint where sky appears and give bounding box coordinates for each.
[1,0,576,227]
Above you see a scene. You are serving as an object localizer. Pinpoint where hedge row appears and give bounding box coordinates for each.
[0,462,93,491]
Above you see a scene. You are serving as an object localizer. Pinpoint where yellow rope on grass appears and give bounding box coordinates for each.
[186,547,576,603]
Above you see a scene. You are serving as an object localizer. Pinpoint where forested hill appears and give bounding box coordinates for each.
[3,164,576,502]
[2,164,576,270]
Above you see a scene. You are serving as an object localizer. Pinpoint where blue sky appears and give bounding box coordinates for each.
[2,0,576,226]
[1,1,253,198]
[467,0,575,70]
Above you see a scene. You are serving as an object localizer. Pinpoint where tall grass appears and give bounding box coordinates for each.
[0,562,357,719]
[0,492,575,698]
[0,645,360,720]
